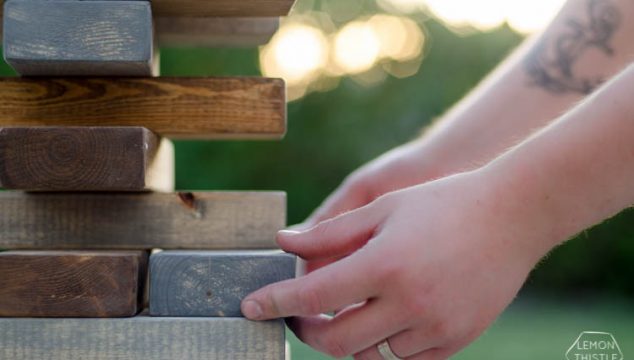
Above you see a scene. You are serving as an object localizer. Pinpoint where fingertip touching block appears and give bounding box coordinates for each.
[3,0,156,76]
[149,251,296,317]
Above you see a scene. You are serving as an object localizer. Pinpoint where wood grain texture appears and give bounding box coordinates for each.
[150,251,296,317]
[0,127,174,191]
[3,0,157,76]
[156,17,279,47]
[0,77,286,139]
[0,17,278,48]
[151,0,294,17]
[0,191,286,249]
[0,317,285,360]
[0,251,147,317]
[0,0,295,18]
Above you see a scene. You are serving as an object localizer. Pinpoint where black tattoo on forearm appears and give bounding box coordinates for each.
[525,0,621,94]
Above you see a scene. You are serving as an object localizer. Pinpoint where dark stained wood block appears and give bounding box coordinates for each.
[0,316,285,359]
[149,251,296,317]
[3,0,157,76]
[0,127,174,191]
[156,17,279,48]
[0,251,147,318]
[0,192,285,249]
[0,77,286,139]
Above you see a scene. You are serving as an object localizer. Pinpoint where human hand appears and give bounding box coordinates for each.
[242,171,551,359]
[298,140,439,230]
[296,140,441,274]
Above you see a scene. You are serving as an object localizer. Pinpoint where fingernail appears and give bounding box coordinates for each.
[242,300,263,320]
[278,230,301,236]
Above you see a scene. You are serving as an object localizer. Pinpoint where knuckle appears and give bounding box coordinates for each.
[297,285,324,315]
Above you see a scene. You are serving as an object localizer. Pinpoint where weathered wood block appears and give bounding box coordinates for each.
[0,317,285,360]
[3,0,156,76]
[0,77,286,139]
[150,251,296,317]
[0,251,147,317]
[0,192,285,249]
[150,0,295,17]
[156,17,279,48]
[0,127,174,191]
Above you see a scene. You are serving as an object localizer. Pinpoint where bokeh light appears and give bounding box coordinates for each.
[259,0,567,101]
[368,14,425,62]
[260,23,329,100]
[260,24,328,85]
[332,21,381,74]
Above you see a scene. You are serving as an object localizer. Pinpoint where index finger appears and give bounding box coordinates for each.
[241,249,380,320]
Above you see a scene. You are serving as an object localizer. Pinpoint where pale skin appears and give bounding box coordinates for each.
[242,0,634,359]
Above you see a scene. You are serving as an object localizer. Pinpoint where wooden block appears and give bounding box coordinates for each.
[0,251,147,317]
[3,0,157,76]
[156,17,279,48]
[150,0,294,17]
[0,191,285,249]
[0,0,295,18]
[0,316,285,360]
[0,17,278,48]
[150,251,296,317]
[0,127,174,191]
[0,77,286,139]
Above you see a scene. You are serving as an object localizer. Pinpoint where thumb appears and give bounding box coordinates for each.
[277,201,386,260]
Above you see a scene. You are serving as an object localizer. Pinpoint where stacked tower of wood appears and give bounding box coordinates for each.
[0,1,296,359]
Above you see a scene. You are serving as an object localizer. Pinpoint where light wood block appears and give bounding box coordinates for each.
[0,251,147,317]
[156,17,279,48]
[0,127,174,191]
[150,251,296,317]
[0,77,286,139]
[3,0,157,76]
[0,317,285,360]
[0,192,285,249]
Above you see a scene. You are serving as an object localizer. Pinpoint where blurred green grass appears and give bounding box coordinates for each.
[287,296,634,359]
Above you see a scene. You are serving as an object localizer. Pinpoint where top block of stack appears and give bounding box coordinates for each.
[3,0,157,76]
[0,0,296,17]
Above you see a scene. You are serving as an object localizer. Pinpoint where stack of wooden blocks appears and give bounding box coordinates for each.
[0,1,297,359]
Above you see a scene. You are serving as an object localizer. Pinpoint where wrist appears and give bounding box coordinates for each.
[472,160,572,267]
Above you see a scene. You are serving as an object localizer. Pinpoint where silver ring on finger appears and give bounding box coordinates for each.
[378,340,403,360]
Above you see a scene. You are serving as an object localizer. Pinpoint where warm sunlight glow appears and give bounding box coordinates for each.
[378,0,567,33]
[368,15,425,62]
[333,21,381,75]
[506,0,568,33]
[260,24,328,85]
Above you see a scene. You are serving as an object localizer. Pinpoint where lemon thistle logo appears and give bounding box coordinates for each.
[566,332,623,360]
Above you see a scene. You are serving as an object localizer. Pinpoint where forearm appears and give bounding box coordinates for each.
[482,63,634,261]
[419,0,634,179]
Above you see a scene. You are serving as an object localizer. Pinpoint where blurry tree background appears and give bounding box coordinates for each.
[1,0,632,300]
